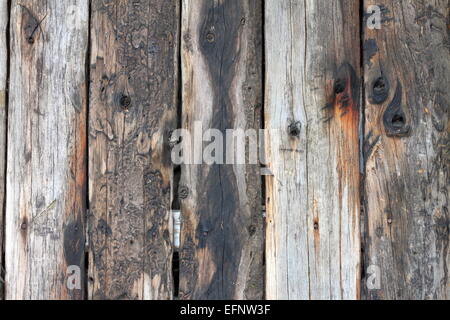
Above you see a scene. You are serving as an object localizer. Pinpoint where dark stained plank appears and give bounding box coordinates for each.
[265,0,362,299]
[179,0,264,299]
[88,0,180,300]
[5,0,89,299]
[362,0,449,299]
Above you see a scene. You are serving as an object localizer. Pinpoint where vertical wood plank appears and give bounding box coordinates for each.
[265,0,362,299]
[362,0,449,299]
[88,0,179,300]
[0,0,7,300]
[179,0,264,299]
[6,0,89,299]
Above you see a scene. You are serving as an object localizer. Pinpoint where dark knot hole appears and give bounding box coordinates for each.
[391,114,405,128]
[373,77,386,92]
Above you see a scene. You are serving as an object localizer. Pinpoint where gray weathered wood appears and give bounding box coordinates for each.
[362,0,449,300]
[264,0,362,299]
[88,0,179,300]
[5,0,89,299]
[0,0,7,300]
[179,0,264,299]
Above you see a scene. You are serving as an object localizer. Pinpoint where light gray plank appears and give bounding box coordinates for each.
[5,0,89,299]
[264,0,362,299]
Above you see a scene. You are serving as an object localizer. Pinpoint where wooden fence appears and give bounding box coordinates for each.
[0,0,448,300]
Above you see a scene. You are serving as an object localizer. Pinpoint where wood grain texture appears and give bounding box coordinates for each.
[362,0,449,299]
[0,0,7,300]
[265,0,361,299]
[5,0,88,299]
[179,0,263,299]
[88,0,179,300]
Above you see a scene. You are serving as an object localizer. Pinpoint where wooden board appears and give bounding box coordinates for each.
[88,0,179,300]
[179,0,264,299]
[0,0,7,300]
[264,0,361,299]
[5,0,89,299]
[362,0,449,299]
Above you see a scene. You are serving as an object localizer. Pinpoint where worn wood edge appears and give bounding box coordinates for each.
[0,0,8,300]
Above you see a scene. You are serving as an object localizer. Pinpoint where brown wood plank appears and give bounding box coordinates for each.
[88,0,180,300]
[5,0,89,299]
[179,0,264,299]
[0,0,7,300]
[362,0,449,299]
[264,0,362,299]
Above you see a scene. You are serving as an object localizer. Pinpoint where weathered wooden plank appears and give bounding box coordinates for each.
[88,0,179,300]
[5,0,89,299]
[265,0,361,299]
[0,0,7,300]
[362,0,449,300]
[179,0,263,299]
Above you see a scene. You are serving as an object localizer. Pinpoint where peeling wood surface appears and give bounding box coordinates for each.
[179,0,264,299]
[264,0,362,299]
[88,0,179,300]
[362,0,449,300]
[0,0,7,299]
[5,0,89,299]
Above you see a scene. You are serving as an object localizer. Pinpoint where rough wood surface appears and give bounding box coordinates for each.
[179,0,264,299]
[88,0,179,300]
[264,0,362,299]
[5,0,89,299]
[362,0,449,300]
[0,0,7,300]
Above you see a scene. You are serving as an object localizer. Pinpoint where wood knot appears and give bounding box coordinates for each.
[178,185,189,200]
[119,94,131,110]
[248,225,256,236]
[288,121,301,137]
[371,76,389,104]
[334,78,346,94]
[383,80,411,137]
[21,222,28,230]
[206,32,215,43]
